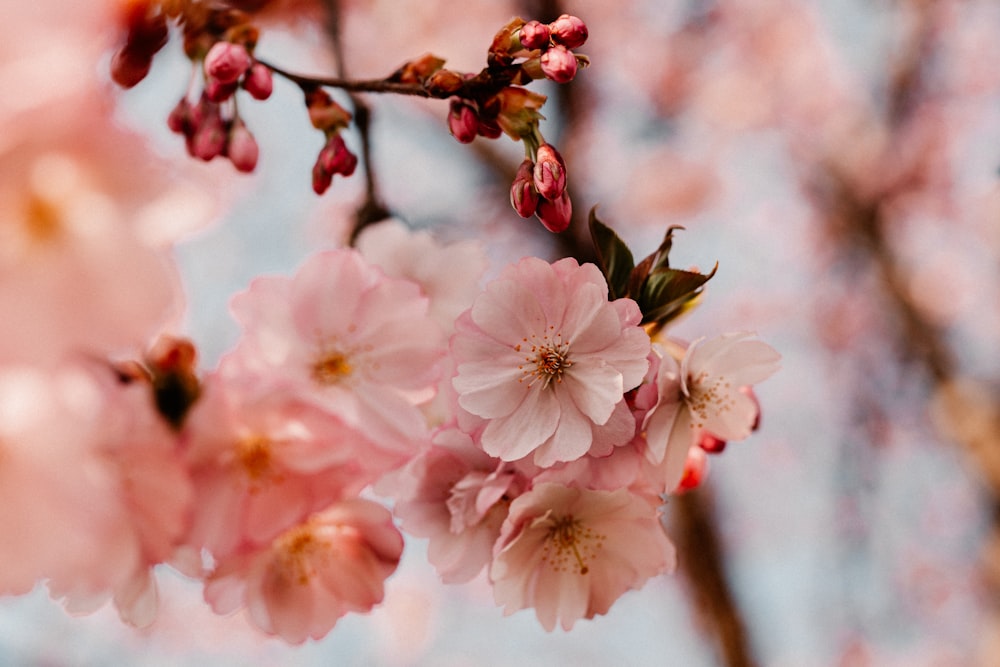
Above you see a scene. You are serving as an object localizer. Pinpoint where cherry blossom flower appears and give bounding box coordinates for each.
[452,257,650,466]
[182,375,387,559]
[643,333,781,491]
[354,219,488,334]
[224,248,444,451]
[204,499,404,644]
[394,428,528,583]
[490,482,675,631]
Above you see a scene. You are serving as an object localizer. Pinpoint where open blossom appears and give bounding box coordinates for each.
[204,499,404,644]
[0,362,192,626]
[224,248,444,451]
[394,428,528,583]
[452,257,650,467]
[355,218,488,333]
[181,375,386,559]
[643,333,781,491]
[490,482,675,631]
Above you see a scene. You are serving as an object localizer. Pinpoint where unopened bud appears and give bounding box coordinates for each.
[549,14,588,49]
[699,433,727,454]
[243,62,273,100]
[313,133,358,195]
[204,41,252,85]
[227,120,259,172]
[535,190,572,233]
[674,446,709,493]
[510,159,539,218]
[448,101,479,144]
[540,44,577,84]
[204,77,239,103]
[519,21,551,50]
[111,48,153,89]
[533,143,567,200]
[190,100,226,161]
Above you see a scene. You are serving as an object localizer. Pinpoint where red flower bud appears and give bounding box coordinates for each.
[204,41,252,85]
[510,159,539,218]
[204,77,239,103]
[533,143,567,200]
[540,44,577,84]
[549,14,588,49]
[674,446,709,493]
[243,62,273,100]
[519,21,551,50]
[535,190,572,233]
[189,100,226,161]
[110,48,153,89]
[699,433,727,454]
[227,120,259,173]
[313,134,358,194]
[447,100,479,144]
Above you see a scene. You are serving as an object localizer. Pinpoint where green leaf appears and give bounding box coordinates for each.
[638,263,717,326]
[588,208,635,300]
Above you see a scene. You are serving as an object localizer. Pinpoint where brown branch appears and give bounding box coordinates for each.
[672,490,757,667]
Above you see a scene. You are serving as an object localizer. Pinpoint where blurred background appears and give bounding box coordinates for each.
[3,0,1000,665]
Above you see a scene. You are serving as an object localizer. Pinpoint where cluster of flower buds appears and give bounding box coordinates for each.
[510,143,572,232]
[167,92,259,172]
[305,89,358,195]
[111,3,274,174]
[518,14,589,84]
[110,0,169,89]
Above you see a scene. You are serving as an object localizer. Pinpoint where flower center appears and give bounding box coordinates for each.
[311,352,353,385]
[685,371,733,429]
[516,327,572,389]
[275,525,323,586]
[541,514,604,575]
[237,434,275,484]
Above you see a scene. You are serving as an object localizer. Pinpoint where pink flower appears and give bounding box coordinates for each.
[204,499,403,644]
[224,249,444,451]
[490,482,675,631]
[643,333,781,491]
[182,375,386,559]
[394,428,527,583]
[452,257,650,467]
[354,218,488,333]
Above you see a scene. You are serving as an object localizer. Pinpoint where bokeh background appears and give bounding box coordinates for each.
[3,1,1000,665]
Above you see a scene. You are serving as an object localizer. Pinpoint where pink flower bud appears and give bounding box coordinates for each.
[318,134,358,176]
[447,100,479,144]
[533,143,567,200]
[242,62,273,100]
[674,447,708,493]
[227,121,259,173]
[312,161,333,195]
[204,41,252,85]
[540,44,577,84]
[535,190,572,233]
[510,159,539,218]
[312,134,358,194]
[549,14,588,49]
[166,97,193,135]
[190,102,226,161]
[519,21,551,50]
[204,77,239,103]
[699,433,727,454]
